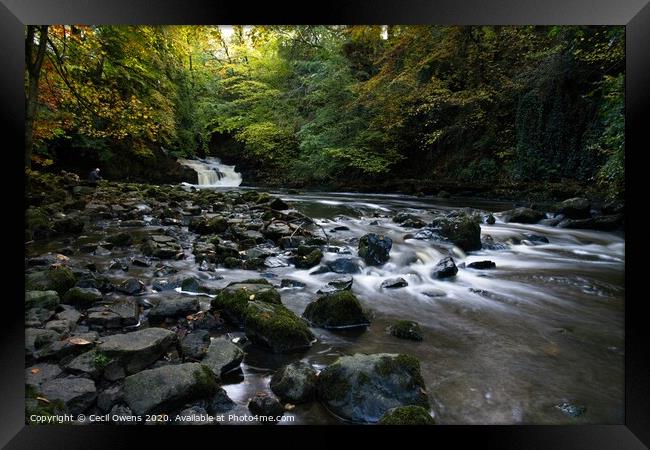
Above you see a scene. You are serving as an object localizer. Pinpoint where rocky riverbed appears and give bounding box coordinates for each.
[24,171,624,425]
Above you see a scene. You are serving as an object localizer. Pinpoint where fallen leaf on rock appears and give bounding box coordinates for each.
[285,404,295,411]
[36,396,50,403]
[68,337,92,345]
[30,368,41,374]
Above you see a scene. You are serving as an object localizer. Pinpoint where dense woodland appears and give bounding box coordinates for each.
[25,25,624,199]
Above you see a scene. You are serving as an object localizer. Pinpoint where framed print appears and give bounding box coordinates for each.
[0,0,648,447]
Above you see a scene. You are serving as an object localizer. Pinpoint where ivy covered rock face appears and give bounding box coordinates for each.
[317,353,430,423]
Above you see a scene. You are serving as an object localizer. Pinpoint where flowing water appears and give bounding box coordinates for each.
[218,190,625,424]
[26,185,624,425]
[177,157,242,187]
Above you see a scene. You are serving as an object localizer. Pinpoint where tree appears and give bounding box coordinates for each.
[25,25,48,168]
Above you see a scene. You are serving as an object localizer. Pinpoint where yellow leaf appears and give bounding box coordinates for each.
[36,396,51,404]
[249,294,255,300]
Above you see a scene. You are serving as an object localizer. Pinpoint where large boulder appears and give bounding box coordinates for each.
[210,283,281,326]
[39,376,97,415]
[433,214,482,252]
[317,353,430,423]
[553,197,591,219]
[96,328,177,376]
[302,291,370,329]
[201,338,244,377]
[500,207,545,224]
[243,301,315,353]
[358,233,392,266]
[123,363,218,415]
[270,361,317,404]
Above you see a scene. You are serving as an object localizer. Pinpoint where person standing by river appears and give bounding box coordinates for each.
[88,168,102,182]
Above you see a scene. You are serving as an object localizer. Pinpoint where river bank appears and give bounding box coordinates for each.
[24,171,624,425]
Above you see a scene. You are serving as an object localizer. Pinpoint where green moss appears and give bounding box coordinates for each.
[317,364,350,401]
[294,249,323,269]
[378,406,435,425]
[25,384,67,424]
[47,266,77,295]
[190,364,219,397]
[303,291,369,328]
[25,207,52,240]
[223,257,242,269]
[93,351,111,369]
[244,301,314,353]
[210,288,251,324]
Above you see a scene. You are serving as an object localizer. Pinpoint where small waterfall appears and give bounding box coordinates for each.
[178,157,242,187]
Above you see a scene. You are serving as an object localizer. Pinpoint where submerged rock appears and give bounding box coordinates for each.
[270,361,317,404]
[358,233,392,266]
[387,321,423,341]
[317,353,429,423]
[123,363,218,415]
[303,291,370,329]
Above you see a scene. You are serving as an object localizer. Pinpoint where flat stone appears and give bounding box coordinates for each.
[40,376,97,415]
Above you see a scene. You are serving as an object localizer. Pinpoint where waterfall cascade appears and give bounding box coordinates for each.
[178,157,242,187]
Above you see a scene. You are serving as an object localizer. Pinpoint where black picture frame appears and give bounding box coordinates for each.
[1,1,647,448]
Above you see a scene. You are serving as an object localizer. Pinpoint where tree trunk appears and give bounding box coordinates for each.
[25,25,48,169]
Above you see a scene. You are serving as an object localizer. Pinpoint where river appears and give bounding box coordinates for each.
[26,181,625,425]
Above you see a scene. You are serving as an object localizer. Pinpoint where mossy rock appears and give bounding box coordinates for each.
[62,287,103,307]
[223,256,243,269]
[26,266,77,296]
[106,232,133,247]
[25,290,60,310]
[303,290,370,329]
[26,207,52,240]
[379,405,435,425]
[294,249,323,269]
[210,283,282,325]
[436,214,482,252]
[317,353,429,423]
[244,301,315,353]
